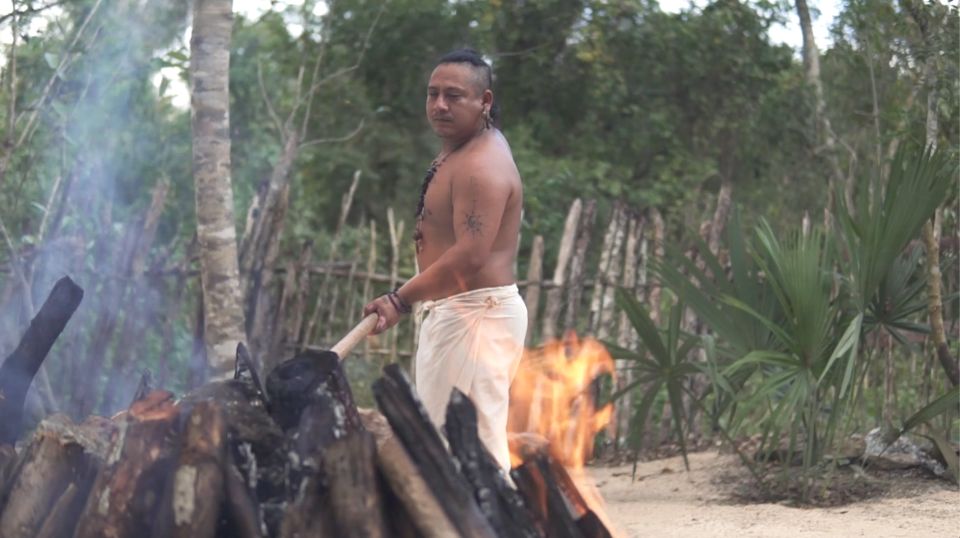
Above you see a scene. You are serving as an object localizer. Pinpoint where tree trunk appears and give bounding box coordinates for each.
[795,0,848,218]
[917,42,958,386]
[707,178,733,259]
[244,175,291,365]
[191,0,246,378]
[284,240,313,358]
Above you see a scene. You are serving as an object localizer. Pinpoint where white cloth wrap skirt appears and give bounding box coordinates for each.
[415,284,527,471]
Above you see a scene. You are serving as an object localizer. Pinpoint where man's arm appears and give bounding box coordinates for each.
[398,167,510,304]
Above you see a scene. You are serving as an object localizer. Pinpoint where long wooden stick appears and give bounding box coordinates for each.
[331,314,378,359]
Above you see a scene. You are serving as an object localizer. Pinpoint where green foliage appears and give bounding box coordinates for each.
[648,148,954,498]
[894,385,960,483]
[606,290,701,470]
[837,146,958,311]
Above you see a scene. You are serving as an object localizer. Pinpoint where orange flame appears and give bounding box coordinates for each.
[508,332,621,534]
[508,332,615,469]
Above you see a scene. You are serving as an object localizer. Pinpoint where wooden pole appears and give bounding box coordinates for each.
[596,204,628,339]
[363,220,378,360]
[589,201,626,336]
[611,214,644,449]
[303,170,361,347]
[542,199,582,341]
[387,207,404,365]
[564,200,597,334]
[524,235,545,346]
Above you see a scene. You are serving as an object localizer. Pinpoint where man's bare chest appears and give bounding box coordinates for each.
[420,172,454,230]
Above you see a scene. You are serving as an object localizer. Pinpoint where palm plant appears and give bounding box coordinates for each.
[637,146,956,499]
[606,293,700,470]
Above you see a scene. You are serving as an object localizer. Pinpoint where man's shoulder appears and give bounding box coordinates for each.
[460,135,518,177]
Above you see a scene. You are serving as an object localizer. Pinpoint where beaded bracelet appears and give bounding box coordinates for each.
[386,290,412,314]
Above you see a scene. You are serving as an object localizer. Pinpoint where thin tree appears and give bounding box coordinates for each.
[902,0,958,386]
[795,0,848,224]
[190,0,246,378]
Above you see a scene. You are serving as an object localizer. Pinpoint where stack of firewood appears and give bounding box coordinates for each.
[0,277,613,537]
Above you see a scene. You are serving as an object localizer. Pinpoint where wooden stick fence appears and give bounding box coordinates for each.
[0,196,663,453]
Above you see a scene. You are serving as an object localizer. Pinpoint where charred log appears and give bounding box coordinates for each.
[151,401,227,538]
[444,389,543,538]
[235,342,268,407]
[323,430,385,538]
[372,364,496,538]
[265,350,362,433]
[221,451,265,538]
[34,481,82,538]
[129,369,154,407]
[511,455,584,538]
[359,408,460,538]
[0,419,98,538]
[180,379,287,534]
[0,277,83,444]
[0,443,18,501]
[73,390,180,538]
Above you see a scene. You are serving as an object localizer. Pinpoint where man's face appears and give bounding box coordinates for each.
[426,63,489,139]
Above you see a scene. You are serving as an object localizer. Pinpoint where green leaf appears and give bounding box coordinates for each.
[721,295,795,350]
[666,378,690,470]
[627,380,663,458]
[925,431,960,485]
[899,385,960,436]
[615,288,669,364]
[167,50,189,63]
[818,313,862,391]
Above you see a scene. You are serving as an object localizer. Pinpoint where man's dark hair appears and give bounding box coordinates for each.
[437,48,500,126]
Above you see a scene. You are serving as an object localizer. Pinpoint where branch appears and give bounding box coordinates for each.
[257,59,286,141]
[299,40,326,140]
[298,2,386,106]
[0,0,68,27]
[15,0,104,149]
[0,213,34,316]
[298,119,365,149]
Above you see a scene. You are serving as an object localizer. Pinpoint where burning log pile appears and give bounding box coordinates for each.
[0,278,614,537]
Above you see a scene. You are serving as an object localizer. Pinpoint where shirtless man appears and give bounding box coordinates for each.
[363,49,526,471]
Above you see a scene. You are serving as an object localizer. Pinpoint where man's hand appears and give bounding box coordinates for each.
[363,294,401,335]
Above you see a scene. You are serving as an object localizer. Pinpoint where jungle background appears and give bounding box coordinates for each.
[0,0,957,504]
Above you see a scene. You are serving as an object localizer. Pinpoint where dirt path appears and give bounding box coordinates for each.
[589,452,959,537]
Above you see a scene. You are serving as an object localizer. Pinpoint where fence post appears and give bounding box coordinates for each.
[541,199,581,341]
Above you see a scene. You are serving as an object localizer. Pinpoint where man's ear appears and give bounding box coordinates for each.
[482,89,494,108]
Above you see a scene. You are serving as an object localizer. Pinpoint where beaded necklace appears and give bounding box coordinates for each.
[412,140,469,253]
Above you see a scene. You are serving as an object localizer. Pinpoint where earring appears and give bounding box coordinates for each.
[482,107,492,129]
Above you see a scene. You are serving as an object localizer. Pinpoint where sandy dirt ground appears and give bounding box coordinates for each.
[588,451,959,537]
